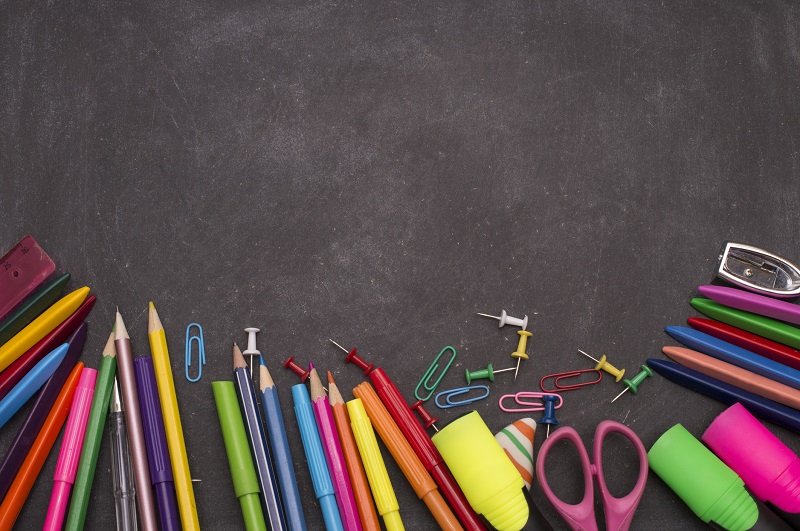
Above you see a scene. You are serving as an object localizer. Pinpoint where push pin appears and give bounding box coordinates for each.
[511,330,532,380]
[540,394,559,438]
[577,349,626,382]
[242,327,260,377]
[611,365,654,403]
[412,400,439,431]
[477,310,529,330]
[283,356,310,383]
[330,339,374,374]
[465,363,515,384]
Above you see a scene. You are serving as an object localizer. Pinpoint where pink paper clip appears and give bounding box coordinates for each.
[540,369,602,392]
[499,392,564,412]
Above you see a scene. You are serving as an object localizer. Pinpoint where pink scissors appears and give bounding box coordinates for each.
[535,420,648,531]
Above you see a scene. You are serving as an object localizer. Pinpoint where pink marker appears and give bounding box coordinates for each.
[43,368,97,531]
[698,285,800,326]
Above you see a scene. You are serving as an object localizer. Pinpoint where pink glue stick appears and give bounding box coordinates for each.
[702,402,800,514]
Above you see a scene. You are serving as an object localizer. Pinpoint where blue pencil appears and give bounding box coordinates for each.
[0,342,69,428]
[291,383,343,531]
[666,326,800,389]
[259,357,307,531]
[648,359,800,433]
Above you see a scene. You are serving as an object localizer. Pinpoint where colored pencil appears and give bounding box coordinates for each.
[233,344,286,531]
[65,328,117,531]
[109,378,138,531]
[0,323,86,502]
[0,362,84,531]
[692,297,800,350]
[114,310,159,529]
[0,294,95,401]
[352,381,462,531]
[327,372,381,531]
[0,286,89,373]
[699,284,800,326]
[258,357,307,531]
[0,272,70,346]
[43,368,97,531]
[347,397,405,531]
[148,302,200,530]
[135,356,180,531]
[213,380,267,531]
[292,382,343,531]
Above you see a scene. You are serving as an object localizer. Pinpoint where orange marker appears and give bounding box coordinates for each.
[328,373,381,531]
[0,363,84,531]
[352,382,463,531]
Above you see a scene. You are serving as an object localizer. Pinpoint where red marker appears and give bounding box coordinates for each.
[687,317,800,371]
[331,340,486,531]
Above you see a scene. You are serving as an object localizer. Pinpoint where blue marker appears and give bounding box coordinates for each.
[665,326,800,390]
[291,383,343,531]
[0,343,69,428]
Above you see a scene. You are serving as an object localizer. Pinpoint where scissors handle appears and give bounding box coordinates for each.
[592,420,649,531]
[535,426,599,531]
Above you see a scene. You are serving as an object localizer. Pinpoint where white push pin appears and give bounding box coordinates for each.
[243,327,261,377]
[477,310,528,330]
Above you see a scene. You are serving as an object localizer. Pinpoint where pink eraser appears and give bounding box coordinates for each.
[702,403,800,513]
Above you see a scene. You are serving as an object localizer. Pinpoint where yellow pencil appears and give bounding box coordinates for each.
[347,398,404,531]
[148,302,200,530]
[0,286,89,373]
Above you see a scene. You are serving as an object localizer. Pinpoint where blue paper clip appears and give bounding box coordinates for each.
[434,385,490,409]
[414,346,457,401]
[185,323,205,383]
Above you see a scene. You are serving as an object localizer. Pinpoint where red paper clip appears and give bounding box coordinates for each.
[540,369,602,392]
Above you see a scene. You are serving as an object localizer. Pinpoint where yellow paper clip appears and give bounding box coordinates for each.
[414,346,457,401]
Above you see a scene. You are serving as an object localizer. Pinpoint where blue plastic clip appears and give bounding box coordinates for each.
[185,323,205,383]
[434,385,490,409]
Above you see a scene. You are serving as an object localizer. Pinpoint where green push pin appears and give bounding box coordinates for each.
[465,363,515,384]
[611,365,653,403]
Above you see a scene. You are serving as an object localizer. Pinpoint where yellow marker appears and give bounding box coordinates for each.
[347,398,405,531]
[148,302,200,531]
[0,286,89,373]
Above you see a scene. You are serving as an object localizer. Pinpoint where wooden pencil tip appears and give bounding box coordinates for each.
[148,302,163,334]
[327,371,335,385]
[103,329,117,358]
[114,311,129,340]
[259,362,274,390]
[233,343,247,369]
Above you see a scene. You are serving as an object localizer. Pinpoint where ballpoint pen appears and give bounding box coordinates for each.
[110,378,138,531]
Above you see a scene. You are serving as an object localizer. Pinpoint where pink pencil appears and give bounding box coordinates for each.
[43,367,97,531]
[308,363,362,531]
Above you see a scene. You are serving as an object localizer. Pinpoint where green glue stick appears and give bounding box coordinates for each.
[648,424,757,531]
[212,381,266,531]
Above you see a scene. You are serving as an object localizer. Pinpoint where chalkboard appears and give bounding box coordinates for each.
[2,0,799,529]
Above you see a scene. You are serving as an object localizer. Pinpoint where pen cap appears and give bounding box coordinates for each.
[432,411,528,531]
[648,424,758,531]
[702,403,800,513]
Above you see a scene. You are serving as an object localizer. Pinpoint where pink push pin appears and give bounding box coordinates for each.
[283,356,310,382]
[329,339,374,374]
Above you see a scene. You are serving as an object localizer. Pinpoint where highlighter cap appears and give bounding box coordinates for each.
[702,403,800,513]
[432,411,528,531]
[648,424,758,531]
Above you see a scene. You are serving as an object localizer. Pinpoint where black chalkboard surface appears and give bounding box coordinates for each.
[2,1,799,529]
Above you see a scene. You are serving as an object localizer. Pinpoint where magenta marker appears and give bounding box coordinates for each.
[699,285,800,326]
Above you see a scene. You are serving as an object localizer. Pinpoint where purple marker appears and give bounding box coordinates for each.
[699,285,800,326]
[134,357,180,531]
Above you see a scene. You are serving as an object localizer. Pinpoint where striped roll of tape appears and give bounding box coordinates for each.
[494,417,536,490]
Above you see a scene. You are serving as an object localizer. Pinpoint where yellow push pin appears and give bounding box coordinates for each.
[577,349,625,382]
[511,330,532,380]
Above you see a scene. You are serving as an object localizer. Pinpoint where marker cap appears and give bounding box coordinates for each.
[648,424,758,531]
[702,403,800,513]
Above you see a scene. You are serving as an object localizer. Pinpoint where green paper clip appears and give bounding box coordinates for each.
[414,346,456,401]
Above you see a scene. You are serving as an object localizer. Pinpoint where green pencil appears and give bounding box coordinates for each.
[212,381,266,531]
[0,273,70,346]
[691,297,800,350]
[64,327,117,531]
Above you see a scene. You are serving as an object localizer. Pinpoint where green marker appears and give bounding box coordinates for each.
[691,297,800,350]
[648,424,757,531]
[65,327,117,531]
[0,273,70,346]
[212,381,266,531]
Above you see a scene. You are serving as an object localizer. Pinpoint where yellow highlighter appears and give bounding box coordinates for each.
[148,302,200,531]
[347,398,405,531]
[0,286,89,373]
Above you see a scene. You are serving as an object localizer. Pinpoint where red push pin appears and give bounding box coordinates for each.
[329,339,374,374]
[283,356,310,382]
[411,400,439,432]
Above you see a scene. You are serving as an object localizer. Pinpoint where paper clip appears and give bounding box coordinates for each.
[414,346,457,401]
[499,392,563,413]
[185,323,206,383]
[540,369,602,392]
[434,385,490,409]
